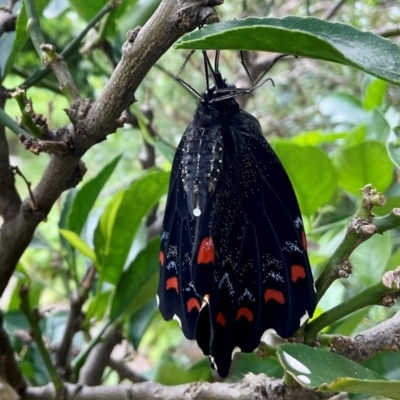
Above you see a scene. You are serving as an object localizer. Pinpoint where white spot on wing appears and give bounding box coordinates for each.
[193,207,201,217]
[156,295,160,306]
[260,328,277,344]
[173,314,182,327]
[297,374,311,384]
[209,355,217,369]
[300,310,310,326]
[231,346,241,360]
[282,351,311,374]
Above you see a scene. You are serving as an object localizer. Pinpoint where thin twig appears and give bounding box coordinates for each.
[11,166,37,210]
[56,266,96,380]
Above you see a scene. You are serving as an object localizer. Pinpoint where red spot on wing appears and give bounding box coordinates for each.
[166,277,179,293]
[301,231,307,251]
[235,307,253,322]
[216,312,226,327]
[159,251,165,266]
[197,237,215,265]
[187,298,200,312]
[264,289,285,304]
[291,265,306,282]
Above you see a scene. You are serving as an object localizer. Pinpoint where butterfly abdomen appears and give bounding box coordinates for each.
[181,129,223,220]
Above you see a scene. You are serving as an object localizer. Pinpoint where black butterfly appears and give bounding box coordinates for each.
[157,51,316,378]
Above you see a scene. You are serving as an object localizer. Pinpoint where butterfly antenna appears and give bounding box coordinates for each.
[252,53,291,87]
[210,53,289,102]
[176,50,202,99]
[239,51,254,87]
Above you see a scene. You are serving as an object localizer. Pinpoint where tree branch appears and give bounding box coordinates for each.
[0,87,21,222]
[22,373,330,400]
[0,0,222,298]
[56,266,96,380]
[330,311,400,362]
[78,325,123,386]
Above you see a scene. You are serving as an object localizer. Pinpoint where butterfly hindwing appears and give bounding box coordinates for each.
[196,110,316,377]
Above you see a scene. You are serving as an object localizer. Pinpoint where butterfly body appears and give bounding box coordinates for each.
[158,54,316,378]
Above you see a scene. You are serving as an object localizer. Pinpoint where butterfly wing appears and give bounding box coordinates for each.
[158,122,203,340]
[196,110,316,377]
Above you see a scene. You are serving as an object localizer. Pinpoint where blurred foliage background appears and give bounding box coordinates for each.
[1,0,400,396]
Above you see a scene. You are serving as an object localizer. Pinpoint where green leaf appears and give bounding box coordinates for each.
[291,130,348,146]
[4,0,51,77]
[386,127,400,169]
[363,79,387,110]
[155,356,211,385]
[94,169,168,285]
[176,17,400,85]
[271,141,337,216]
[277,343,400,399]
[349,232,392,285]
[233,353,283,378]
[117,0,161,39]
[329,378,400,399]
[59,229,99,268]
[128,299,157,349]
[69,0,108,21]
[333,141,394,195]
[325,308,370,336]
[110,238,159,321]
[363,352,400,381]
[366,109,390,142]
[68,155,121,234]
[320,93,367,126]
[85,288,113,321]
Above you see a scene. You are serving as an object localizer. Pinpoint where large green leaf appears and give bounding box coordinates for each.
[94,169,168,285]
[68,155,121,234]
[176,17,400,85]
[333,141,394,195]
[110,239,159,321]
[272,141,337,216]
[278,344,400,399]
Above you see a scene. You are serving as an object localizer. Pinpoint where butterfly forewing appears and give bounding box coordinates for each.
[158,125,203,339]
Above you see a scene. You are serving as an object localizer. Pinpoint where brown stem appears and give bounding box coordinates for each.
[56,266,96,380]
[78,326,123,386]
